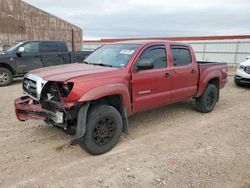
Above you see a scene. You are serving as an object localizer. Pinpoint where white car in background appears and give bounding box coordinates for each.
[234,56,250,86]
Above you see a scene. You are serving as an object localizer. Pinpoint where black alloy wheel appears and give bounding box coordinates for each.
[92,117,116,146]
[79,105,123,155]
[196,84,218,113]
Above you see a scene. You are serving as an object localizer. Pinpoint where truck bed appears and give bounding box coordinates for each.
[195,61,228,98]
[197,61,226,65]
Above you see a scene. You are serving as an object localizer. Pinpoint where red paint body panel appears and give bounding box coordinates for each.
[14,40,228,121]
[29,63,119,82]
[195,63,228,98]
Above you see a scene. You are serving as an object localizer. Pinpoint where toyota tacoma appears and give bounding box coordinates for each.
[14,40,228,155]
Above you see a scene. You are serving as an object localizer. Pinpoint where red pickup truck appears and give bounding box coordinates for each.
[14,40,228,155]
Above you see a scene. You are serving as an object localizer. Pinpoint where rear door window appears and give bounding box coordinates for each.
[40,42,59,53]
[56,41,68,52]
[171,46,192,66]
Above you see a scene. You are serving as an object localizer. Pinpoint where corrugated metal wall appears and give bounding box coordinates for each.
[0,0,82,51]
[188,40,250,64]
[82,40,250,64]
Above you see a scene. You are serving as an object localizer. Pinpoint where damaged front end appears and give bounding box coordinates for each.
[14,74,78,130]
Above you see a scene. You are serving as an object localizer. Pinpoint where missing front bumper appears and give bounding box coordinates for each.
[14,96,64,123]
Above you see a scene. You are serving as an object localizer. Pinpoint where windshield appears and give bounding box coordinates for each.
[6,42,23,52]
[84,44,140,67]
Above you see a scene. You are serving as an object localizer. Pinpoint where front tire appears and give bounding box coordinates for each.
[196,84,218,113]
[79,105,123,155]
[0,68,13,86]
[234,77,241,86]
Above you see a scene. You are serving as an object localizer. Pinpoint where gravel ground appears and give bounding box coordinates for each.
[0,77,249,188]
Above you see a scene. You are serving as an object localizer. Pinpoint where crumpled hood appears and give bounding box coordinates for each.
[29,63,118,82]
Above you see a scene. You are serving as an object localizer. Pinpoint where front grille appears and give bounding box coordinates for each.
[245,66,250,74]
[23,77,37,99]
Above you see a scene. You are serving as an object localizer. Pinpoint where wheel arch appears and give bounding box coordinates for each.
[78,83,131,116]
[0,62,15,75]
[195,72,221,99]
[74,84,131,141]
[88,94,129,133]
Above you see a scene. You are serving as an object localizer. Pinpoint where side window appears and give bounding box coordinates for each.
[57,41,68,52]
[40,42,58,53]
[171,46,192,67]
[137,45,167,69]
[23,42,39,53]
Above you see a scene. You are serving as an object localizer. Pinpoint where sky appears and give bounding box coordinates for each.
[23,0,250,40]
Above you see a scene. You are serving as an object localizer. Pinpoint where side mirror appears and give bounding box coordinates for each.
[136,59,154,71]
[16,47,25,57]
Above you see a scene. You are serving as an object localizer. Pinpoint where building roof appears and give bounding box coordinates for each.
[22,0,81,30]
[83,35,250,43]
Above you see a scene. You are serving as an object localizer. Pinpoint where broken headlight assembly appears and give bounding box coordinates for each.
[58,82,74,97]
[41,82,74,102]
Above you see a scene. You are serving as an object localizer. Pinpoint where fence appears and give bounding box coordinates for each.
[188,41,250,65]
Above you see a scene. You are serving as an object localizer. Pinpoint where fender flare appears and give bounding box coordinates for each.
[195,71,221,98]
[78,83,131,115]
[0,62,15,75]
[71,84,131,142]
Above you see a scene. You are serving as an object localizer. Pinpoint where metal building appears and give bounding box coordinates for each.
[0,0,82,51]
[82,35,250,65]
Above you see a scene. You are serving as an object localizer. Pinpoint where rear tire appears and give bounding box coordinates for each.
[79,105,123,155]
[0,68,13,86]
[196,84,218,113]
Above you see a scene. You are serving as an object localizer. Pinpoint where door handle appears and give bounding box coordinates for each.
[164,73,172,78]
[190,70,196,74]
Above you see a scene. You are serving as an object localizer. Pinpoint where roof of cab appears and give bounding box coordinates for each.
[113,39,189,46]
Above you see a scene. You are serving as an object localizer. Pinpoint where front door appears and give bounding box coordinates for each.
[132,45,172,113]
[15,42,42,73]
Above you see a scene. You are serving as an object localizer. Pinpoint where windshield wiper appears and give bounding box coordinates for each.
[83,61,113,67]
[83,61,91,64]
[94,63,113,67]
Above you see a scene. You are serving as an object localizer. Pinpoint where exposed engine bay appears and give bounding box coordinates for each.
[22,74,78,130]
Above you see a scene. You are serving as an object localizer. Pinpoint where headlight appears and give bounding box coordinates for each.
[238,64,245,70]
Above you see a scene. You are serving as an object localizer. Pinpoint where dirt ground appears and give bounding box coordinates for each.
[0,77,249,188]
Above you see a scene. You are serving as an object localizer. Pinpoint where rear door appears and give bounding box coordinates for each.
[40,41,69,67]
[170,45,198,102]
[132,45,172,113]
[14,41,43,73]
[56,41,70,64]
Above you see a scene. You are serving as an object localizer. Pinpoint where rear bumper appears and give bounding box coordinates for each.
[14,96,47,121]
